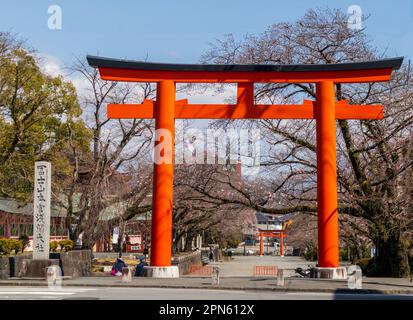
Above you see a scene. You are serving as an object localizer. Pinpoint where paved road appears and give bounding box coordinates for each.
[0,286,412,300]
[211,255,314,277]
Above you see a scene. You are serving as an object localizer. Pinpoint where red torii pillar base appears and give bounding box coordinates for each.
[142,266,179,278]
[312,267,347,279]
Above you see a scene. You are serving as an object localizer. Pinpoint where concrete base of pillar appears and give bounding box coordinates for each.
[18,259,60,278]
[313,267,347,279]
[143,266,179,278]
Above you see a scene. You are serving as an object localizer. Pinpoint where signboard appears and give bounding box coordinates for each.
[112,227,119,244]
[32,162,51,260]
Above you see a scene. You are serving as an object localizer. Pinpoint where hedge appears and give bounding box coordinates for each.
[0,238,24,256]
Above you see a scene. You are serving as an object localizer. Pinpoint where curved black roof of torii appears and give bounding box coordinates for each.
[87,55,403,73]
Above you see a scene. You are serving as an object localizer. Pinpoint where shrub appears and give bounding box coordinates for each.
[18,235,30,253]
[10,240,23,254]
[59,239,73,252]
[50,241,59,253]
[224,235,242,249]
[354,258,372,274]
[303,246,318,261]
[0,238,12,256]
[92,266,104,273]
[0,239,23,255]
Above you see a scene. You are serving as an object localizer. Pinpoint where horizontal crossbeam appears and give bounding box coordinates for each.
[107,99,383,120]
[88,55,402,83]
[99,68,394,84]
[257,233,288,238]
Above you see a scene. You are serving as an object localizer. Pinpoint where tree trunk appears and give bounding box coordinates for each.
[373,230,410,277]
[184,234,194,252]
[172,228,186,253]
[172,230,180,254]
[81,236,96,250]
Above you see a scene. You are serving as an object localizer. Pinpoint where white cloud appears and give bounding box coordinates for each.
[36,54,238,106]
[68,75,90,98]
[36,53,65,78]
[36,53,90,97]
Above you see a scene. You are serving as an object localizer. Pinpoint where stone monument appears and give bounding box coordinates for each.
[33,161,51,260]
[19,161,58,278]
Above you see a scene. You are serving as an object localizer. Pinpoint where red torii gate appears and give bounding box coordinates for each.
[258,230,287,257]
[88,55,402,277]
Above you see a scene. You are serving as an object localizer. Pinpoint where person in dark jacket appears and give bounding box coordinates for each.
[112,253,127,276]
[134,255,148,277]
[209,248,214,262]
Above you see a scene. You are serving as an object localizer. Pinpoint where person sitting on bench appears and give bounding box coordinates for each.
[134,255,148,277]
[111,253,127,276]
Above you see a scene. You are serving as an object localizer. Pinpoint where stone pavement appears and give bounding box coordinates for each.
[210,255,314,277]
[0,255,412,295]
[1,275,413,294]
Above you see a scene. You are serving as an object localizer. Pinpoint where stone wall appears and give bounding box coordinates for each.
[50,250,92,278]
[5,250,91,279]
[0,257,9,280]
[60,250,92,277]
[172,251,202,275]
[9,253,32,278]
[17,259,59,278]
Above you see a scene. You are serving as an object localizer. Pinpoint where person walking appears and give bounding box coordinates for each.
[209,248,214,262]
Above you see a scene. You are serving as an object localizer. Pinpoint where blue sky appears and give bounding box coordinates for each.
[1,1,411,172]
[1,0,413,66]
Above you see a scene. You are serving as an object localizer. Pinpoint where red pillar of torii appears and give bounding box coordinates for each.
[88,56,402,277]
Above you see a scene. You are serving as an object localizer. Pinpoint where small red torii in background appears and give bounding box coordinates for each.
[88,55,402,278]
[258,230,288,257]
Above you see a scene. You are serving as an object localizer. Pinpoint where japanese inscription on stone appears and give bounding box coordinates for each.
[33,162,51,260]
